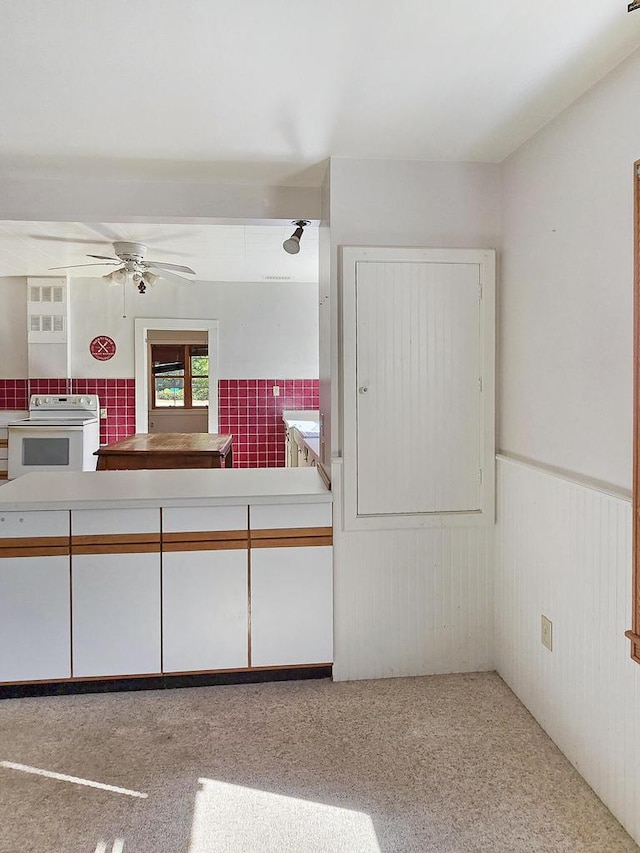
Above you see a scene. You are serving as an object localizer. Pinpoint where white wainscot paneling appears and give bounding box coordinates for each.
[495,457,640,846]
[331,492,494,682]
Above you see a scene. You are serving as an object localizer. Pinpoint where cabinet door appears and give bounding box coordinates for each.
[72,552,161,677]
[250,546,333,667]
[0,555,71,681]
[163,549,248,673]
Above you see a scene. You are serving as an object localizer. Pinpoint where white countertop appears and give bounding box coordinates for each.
[0,467,332,511]
[282,410,319,436]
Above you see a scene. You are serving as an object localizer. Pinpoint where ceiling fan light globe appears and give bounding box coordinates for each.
[142,271,160,287]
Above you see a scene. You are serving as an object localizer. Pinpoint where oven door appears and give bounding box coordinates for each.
[8,425,86,479]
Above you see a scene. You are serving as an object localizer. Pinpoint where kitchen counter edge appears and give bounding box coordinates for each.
[0,467,332,512]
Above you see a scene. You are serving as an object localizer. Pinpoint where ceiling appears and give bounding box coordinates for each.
[0,1,639,187]
[0,3,639,281]
[0,221,319,283]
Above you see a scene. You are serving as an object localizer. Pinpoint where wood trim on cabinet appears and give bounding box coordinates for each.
[162,539,248,553]
[0,535,69,549]
[72,542,161,556]
[250,534,333,549]
[71,532,160,547]
[0,545,70,558]
[162,530,248,544]
[250,526,333,543]
[632,159,640,665]
[247,510,252,668]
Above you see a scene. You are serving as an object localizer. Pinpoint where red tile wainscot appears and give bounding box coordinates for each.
[218,379,319,468]
[0,377,319,466]
[72,379,136,445]
[0,379,28,410]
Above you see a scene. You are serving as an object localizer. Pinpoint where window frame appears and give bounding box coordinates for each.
[150,343,209,411]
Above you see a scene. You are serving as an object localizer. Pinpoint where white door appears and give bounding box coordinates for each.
[0,555,71,681]
[355,259,482,516]
[72,552,161,677]
[250,546,333,667]
[163,548,248,673]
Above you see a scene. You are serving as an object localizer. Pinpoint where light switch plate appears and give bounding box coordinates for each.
[541,615,553,651]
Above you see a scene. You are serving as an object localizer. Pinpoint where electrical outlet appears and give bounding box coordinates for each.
[100,408,107,419]
[272,385,280,397]
[541,615,553,651]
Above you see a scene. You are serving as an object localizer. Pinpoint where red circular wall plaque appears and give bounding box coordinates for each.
[89,335,117,361]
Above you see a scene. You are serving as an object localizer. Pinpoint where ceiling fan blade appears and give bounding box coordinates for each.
[146,261,196,274]
[87,254,120,261]
[29,235,111,246]
[147,266,197,285]
[48,262,121,270]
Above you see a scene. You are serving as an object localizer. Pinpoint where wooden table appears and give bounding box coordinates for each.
[95,433,233,471]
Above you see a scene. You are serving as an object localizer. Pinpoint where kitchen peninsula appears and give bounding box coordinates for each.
[0,467,333,697]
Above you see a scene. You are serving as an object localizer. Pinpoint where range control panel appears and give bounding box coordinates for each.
[29,395,99,414]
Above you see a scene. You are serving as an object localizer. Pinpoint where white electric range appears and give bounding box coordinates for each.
[8,395,100,479]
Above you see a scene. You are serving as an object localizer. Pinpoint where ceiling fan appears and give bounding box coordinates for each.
[49,241,196,293]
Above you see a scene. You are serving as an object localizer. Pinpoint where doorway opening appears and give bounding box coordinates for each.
[134,318,219,434]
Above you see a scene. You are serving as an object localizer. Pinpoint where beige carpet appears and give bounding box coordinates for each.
[0,672,636,853]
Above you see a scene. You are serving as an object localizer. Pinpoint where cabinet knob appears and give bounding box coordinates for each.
[359,386,369,395]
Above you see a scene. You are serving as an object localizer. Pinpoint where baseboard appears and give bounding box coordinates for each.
[0,665,333,699]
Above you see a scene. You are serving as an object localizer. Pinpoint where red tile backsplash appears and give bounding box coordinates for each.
[0,377,319,468]
[0,379,28,411]
[218,379,319,468]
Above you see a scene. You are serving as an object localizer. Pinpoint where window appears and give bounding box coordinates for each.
[151,344,209,409]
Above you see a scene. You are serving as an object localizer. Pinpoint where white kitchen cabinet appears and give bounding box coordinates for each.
[72,551,161,677]
[250,502,331,531]
[162,503,249,672]
[0,555,71,681]
[71,507,161,678]
[0,509,71,682]
[163,548,248,673]
[250,545,333,667]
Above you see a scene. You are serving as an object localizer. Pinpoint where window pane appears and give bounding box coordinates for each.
[152,345,185,377]
[192,377,209,406]
[155,377,185,407]
[191,354,209,377]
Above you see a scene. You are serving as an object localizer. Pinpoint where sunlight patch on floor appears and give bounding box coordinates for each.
[188,778,381,853]
[0,760,148,798]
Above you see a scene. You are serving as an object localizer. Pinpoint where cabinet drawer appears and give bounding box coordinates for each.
[163,505,247,534]
[249,502,331,531]
[71,508,160,537]
[0,510,69,540]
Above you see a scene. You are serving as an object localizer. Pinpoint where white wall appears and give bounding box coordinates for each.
[497,48,640,846]
[65,278,318,379]
[500,48,640,492]
[325,158,501,681]
[0,277,27,377]
[495,458,640,845]
[0,175,320,223]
